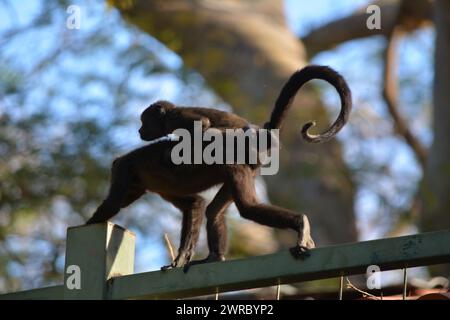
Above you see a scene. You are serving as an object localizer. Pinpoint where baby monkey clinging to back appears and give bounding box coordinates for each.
[87,65,352,272]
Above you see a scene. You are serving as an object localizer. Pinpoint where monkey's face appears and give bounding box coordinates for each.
[139,101,174,141]
[139,106,166,141]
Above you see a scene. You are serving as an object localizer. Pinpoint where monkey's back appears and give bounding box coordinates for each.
[181,107,252,129]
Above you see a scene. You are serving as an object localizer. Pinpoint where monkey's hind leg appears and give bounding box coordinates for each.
[226,165,315,259]
[183,184,233,272]
[160,195,205,271]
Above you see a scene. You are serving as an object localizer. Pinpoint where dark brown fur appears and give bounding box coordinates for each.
[86,65,352,271]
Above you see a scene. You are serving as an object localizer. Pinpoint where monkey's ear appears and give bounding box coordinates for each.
[157,105,167,115]
[152,100,175,116]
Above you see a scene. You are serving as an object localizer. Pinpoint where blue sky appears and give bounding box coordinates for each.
[285,0,370,35]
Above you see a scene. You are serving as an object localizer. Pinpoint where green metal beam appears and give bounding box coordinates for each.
[63,223,135,299]
[0,285,63,300]
[108,229,450,299]
[2,228,450,300]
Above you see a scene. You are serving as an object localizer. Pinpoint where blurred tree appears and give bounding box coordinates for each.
[2,0,448,294]
[0,0,175,291]
[421,0,450,234]
[420,0,450,275]
[1,0,359,293]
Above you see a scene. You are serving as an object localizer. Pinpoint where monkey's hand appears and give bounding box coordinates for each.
[290,236,315,260]
[174,112,211,135]
[182,254,225,273]
[289,245,311,260]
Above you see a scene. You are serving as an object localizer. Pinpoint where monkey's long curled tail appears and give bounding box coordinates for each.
[265,65,352,143]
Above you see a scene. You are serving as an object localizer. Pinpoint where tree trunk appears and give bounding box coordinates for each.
[419,0,450,276]
[421,0,450,234]
[113,0,357,245]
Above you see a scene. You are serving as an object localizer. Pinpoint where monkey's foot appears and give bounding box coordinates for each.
[161,252,193,271]
[183,254,225,273]
[289,245,311,260]
[160,262,178,271]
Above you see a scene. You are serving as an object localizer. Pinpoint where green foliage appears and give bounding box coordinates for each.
[0,0,174,291]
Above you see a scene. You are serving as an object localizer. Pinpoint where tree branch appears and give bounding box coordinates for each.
[302,0,432,57]
[382,0,428,168]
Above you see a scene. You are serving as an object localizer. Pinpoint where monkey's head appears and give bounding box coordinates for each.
[139,101,175,141]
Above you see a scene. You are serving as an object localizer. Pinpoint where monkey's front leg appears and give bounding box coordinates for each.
[160,195,205,271]
[86,158,139,224]
[289,214,316,259]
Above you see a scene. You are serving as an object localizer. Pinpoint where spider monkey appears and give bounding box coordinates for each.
[86,65,352,272]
